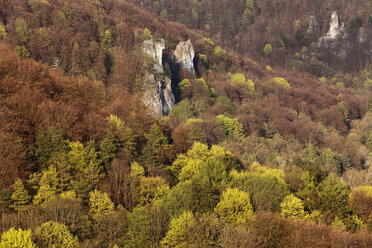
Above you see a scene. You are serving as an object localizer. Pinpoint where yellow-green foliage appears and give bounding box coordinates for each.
[356,185,372,197]
[300,46,308,54]
[203,37,214,46]
[249,162,286,184]
[33,166,58,205]
[0,23,7,39]
[216,114,244,138]
[332,216,346,230]
[273,77,291,88]
[230,73,246,85]
[185,118,203,125]
[38,28,51,46]
[60,190,77,199]
[179,78,191,89]
[263,43,272,55]
[35,221,79,248]
[197,78,210,90]
[101,29,113,51]
[319,77,327,83]
[28,0,49,13]
[89,189,115,215]
[130,161,145,177]
[280,194,306,219]
[307,210,323,223]
[11,179,30,211]
[141,28,152,41]
[109,114,125,129]
[0,228,37,248]
[350,185,372,199]
[14,18,30,43]
[294,19,302,31]
[139,176,167,205]
[160,211,196,247]
[214,188,253,226]
[14,46,30,58]
[335,82,344,89]
[231,73,255,95]
[364,78,372,90]
[265,65,273,71]
[214,46,226,56]
[171,142,234,181]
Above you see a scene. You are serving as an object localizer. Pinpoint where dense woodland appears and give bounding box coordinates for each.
[0,0,372,247]
[129,0,372,75]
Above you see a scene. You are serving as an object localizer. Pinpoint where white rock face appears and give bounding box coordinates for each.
[173,39,195,72]
[143,39,165,72]
[142,75,175,116]
[319,11,344,42]
[142,38,175,116]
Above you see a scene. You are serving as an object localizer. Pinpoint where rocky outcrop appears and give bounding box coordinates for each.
[143,39,165,72]
[316,11,348,62]
[173,39,195,73]
[142,39,176,116]
[315,11,371,73]
[307,15,318,34]
[142,74,175,116]
[319,11,345,42]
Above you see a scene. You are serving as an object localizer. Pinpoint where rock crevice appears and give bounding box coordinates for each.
[141,38,195,116]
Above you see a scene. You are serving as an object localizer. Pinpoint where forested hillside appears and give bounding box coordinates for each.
[129,0,372,75]
[0,0,371,247]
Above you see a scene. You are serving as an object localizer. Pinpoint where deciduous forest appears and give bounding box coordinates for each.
[0,0,371,247]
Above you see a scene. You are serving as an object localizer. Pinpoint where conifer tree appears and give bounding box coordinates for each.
[11,179,30,219]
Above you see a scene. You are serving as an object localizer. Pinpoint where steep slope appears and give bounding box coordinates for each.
[1,2,372,245]
[128,0,372,75]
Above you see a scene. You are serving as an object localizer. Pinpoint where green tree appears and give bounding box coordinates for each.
[28,0,49,13]
[0,23,7,39]
[318,174,350,219]
[263,43,272,55]
[108,115,137,155]
[170,142,235,181]
[160,211,196,248]
[11,179,30,213]
[126,206,151,248]
[35,127,68,171]
[231,73,255,96]
[99,131,119,166]
[101,29,113,51]
[280,194,306,219]
[141,28,153,41]
[0,228,37,248]
[49,153,71,191]
[83,143,104,189]
[35,221,79,248]
[216,114,244,138]
[14,18,30,43]
[214,188,253,226]
[32,166,58,206]
[231,169,289,212]
[139,177,167,205]
[155,181,194,217]
[142,123,169,166]
[14,46,30,58]
[89,189,115,215]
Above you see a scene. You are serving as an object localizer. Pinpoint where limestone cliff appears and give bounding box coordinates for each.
[319,11,345,42]
[142,39,176,116]
[173,39,195,73]
[143,39,165,72]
